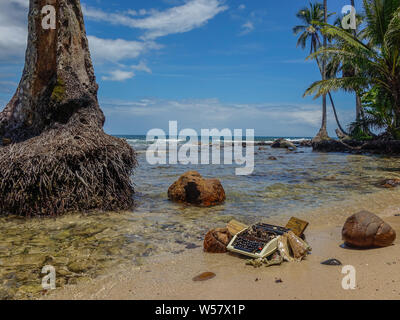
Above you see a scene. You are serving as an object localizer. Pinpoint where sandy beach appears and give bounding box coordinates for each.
[45,189,400,300]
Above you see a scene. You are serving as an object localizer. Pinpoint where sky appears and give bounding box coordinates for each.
[0,0,364,136]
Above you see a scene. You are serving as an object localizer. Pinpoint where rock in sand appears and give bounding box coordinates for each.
[342,211,396,248]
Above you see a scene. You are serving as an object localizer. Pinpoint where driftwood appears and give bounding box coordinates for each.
[0,0,136,216]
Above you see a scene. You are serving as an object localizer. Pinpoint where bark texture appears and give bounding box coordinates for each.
[0,0,103,143]
[0,0,136,216]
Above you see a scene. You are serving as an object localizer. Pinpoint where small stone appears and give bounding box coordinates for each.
[185,243,200,249]
[275,278,283,283]
[321,259,342,266]
[192,272,216,282]
[268,156,278,161]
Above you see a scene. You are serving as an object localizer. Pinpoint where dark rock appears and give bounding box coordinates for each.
[271,138,297,150]
[168,171,225,206]
[204,227,232,253]
[275,278,283,283]
[268,156,278,161]
[342,211,396,248]
[313,139,400,155]
[299,140,312,147]
[321,259,342,266]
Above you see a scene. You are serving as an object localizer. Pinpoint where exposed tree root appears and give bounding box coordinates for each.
[0,125,136,217]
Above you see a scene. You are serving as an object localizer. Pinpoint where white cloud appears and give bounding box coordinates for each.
[131,61,152,74]
[239,21,254,35]
[0,0,28,61]
[101,70,135,82]
[101,97,353,136]
[87,36,162,64]
[238,4,246,10]
[83,0,228,40]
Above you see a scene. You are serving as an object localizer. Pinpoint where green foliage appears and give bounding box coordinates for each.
[348,120,374,140]
[304,0,400,139]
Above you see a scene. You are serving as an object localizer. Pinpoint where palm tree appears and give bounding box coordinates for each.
[351,0,363,122]
[294,1,346,140]
[304,0,400,138]
[317,0,329,141]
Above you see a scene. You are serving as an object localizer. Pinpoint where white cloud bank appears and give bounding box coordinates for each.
[87,36,162,63]
[101,98,353,136]
[83,0,228,40]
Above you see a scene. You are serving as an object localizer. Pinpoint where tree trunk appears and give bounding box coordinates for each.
[0,0,136,216]
[350,0,362,122]
[314,0,330,142]
[0,0,104,144]
[315,55,349,137]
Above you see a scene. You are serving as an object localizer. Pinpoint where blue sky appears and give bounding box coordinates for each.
[0,0,363,136]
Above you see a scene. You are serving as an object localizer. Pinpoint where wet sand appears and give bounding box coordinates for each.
[45,192,400,300]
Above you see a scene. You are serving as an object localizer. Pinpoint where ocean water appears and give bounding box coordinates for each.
[125,135,400,219]
[2,135,400,299]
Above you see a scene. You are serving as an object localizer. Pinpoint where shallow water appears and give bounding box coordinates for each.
[2,136,400,299]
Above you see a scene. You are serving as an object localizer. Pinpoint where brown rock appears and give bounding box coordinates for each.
[203,228,232,253]
[378,179,400,188]
[168,171,225,206]
[342,211,396,248]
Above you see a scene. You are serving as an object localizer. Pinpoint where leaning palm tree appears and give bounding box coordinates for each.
[304,0,400,138]
[294,1,347,139]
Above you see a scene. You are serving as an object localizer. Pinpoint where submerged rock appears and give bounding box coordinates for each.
[204,228,232,253]
[168,171,225,206]
[342,211,396,248]
[271,138,297,150]
[378,179,400,188]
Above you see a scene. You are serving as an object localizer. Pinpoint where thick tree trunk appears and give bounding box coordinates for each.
[0,0,104,144]
[0,0,136,216]
[314,0,330,142]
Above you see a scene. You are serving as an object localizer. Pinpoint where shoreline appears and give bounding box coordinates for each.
[44,188,400,300]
